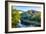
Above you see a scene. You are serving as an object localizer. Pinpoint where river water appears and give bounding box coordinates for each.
[16,20,40,28]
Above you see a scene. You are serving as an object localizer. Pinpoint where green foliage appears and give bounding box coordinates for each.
[31,12,41,22]
[12,9,21,28]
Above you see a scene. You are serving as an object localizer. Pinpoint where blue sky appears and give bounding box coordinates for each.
[13,6,41,11]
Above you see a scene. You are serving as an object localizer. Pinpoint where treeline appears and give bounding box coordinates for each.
[21,10,41,22]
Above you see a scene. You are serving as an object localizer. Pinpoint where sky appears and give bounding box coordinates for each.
[13,6,41,11]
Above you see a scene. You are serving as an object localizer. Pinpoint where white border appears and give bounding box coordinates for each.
[8,2,43,32]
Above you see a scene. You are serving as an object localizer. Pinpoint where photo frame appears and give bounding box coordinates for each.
[5,1,45,33]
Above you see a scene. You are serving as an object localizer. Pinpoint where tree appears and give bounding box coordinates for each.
[31,12,41,22]
[12,9,21,28]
